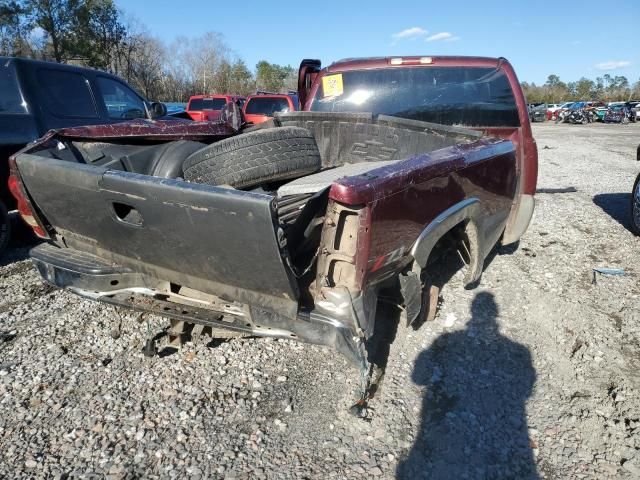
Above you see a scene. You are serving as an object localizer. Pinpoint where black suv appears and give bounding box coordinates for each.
[0,57,168,253]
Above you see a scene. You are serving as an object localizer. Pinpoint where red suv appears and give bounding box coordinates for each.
[242,94,297,125]
[186,95,245,122]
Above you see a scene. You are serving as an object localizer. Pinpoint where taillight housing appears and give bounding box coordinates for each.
[7,156,49,239]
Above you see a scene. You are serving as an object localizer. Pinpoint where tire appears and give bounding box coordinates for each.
[183,127,321,189]
[630,174,640,236]
[0,201,10,255]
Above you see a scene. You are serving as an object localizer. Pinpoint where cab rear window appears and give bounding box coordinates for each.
[0,65,27,114]
[245,97,291,115]
[311,67,520,127]
[188,98,226,111]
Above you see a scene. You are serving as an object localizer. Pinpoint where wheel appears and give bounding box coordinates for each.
[183,127,321,189]
[410,275,441,330]
[0,201,10,255]
[631,174,640,235]
[581,116,588,125]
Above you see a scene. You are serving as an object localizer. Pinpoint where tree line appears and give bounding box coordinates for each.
[522,74,640,104]
[0,0,297,101]
[3,1,640,104]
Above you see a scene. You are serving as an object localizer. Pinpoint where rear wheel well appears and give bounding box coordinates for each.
[422,219,480,286]
[365,220,479,371]
[401,219,480,329]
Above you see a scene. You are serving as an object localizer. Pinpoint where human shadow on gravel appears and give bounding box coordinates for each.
[593,193,633,233]
[397,292,538,480]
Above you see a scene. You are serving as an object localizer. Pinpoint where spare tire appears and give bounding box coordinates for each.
[183,127,321,189]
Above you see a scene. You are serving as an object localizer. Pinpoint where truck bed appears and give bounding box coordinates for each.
[15,112,517,370]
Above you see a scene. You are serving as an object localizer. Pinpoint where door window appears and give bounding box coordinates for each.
[97,77,147,119]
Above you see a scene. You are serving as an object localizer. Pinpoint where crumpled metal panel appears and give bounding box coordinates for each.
[39,102,242,142]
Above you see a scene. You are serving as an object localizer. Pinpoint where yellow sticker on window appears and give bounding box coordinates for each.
[322,74,344,97]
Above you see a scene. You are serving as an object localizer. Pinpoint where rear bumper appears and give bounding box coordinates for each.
[31,243,367,371]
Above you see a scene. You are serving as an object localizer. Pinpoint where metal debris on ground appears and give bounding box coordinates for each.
[592,267,625,284]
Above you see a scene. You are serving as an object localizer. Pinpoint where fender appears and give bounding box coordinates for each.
[410,197,483,286]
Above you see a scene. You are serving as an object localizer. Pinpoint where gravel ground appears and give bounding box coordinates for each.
[1,122,640,479]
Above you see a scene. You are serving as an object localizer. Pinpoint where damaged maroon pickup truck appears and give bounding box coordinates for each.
[10,56,537,398]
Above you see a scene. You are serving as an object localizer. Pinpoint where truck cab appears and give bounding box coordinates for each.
[298,56,538,246]
[186,95,245,122]
[242,93,297,125]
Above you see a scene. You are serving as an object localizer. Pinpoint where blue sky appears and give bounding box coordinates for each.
[119,0,639,85]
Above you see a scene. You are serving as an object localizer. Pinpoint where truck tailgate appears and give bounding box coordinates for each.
[16,154,298,317]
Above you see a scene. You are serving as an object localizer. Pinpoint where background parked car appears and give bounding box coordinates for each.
[545,103,561,120]
[555,102,579,122]
[624,102,638,122]
[242,93,297,125]
[604,103,635,123]
[552,102,574,121]
[630,101,640,121]
[528,103,547,122]
[585,101,608,122]
[186,95,245,122]
[0,56,172,253]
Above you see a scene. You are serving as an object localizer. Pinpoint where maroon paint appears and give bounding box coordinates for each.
[326,138,517,289]
[302,56,538,196]
[46,118,236,142]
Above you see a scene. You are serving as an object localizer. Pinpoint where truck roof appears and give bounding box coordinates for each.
[1,56,119,77]
[245,93,292,99]
[325,56,506,73]
[188,94,243,100]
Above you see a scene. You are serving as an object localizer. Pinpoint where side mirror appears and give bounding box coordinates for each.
[298,59,321,109]
[148,102,167,119]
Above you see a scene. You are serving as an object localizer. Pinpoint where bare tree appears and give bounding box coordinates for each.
[127,34,165,99]
[181,32,230,93]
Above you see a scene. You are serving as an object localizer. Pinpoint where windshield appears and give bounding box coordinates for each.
[0,64,27,114]
[188,98,227,111]
[310,66,520,127]
[245,97,291,115]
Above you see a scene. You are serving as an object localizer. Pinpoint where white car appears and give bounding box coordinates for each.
[548,102,572,120]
